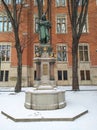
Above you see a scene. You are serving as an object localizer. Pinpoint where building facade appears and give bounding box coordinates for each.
[0,0,97,87]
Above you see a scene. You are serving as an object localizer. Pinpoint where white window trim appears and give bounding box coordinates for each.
[0,14,12,32]
[34,44,39,57]
[82,15,89,33]
[0,0,23,4]
[78,43,90,62]
[55,0,66,7]
[0,42,11,62]
[33,14,38,33]
[0,70,9,82]
[56,44,68,63]
[56,14,67,34]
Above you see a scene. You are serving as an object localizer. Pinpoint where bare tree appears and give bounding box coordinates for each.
[1,0,25,92]
[67,0,89,90]
[36,0,43,19]
[36,0,51,19]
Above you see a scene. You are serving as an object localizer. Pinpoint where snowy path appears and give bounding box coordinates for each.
[0,86,97,130]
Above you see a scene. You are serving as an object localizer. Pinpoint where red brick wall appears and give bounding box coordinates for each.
[0,0,97,68]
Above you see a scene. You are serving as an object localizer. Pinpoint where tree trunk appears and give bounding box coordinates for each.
[14,32,22,92]
[72,38,79,91]
[15,48,22,92]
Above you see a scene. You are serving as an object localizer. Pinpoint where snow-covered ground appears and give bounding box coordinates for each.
[0,86,97,130]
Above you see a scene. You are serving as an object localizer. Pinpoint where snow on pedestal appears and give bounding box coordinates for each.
[24,45,66,110]
[24,87,66,110]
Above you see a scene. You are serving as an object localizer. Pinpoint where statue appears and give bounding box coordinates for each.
[38,13,51,44]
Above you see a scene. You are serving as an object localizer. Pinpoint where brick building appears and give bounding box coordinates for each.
[0,0,97,87]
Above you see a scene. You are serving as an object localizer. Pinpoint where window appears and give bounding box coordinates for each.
[34,45,40,57]
[86,70,90,80]
[5,70,9,81]
[56,0,66,7]
[80,70,85,80]
[77,15,88,33]
[80,70,90,80]
[79,45,89,61]
[58,70,68,80]
[0,44,11,61]
[0,0,22,4]
[34,16,39,33]
[0,71,4,81]
[0,15,12,32]
[82,17,88,33]
[34,0,37,6]
[56,15,66,33]
[82,22,88,33]
[57,45,67,61]
[78,0,88,6]
[34,70,36,80]
[0,70,9,82]
[16,0,22,4]
[35,45,39,53]
[63,70,67,80]
[3,0,11,4]
[58,71,62,80]
[78,0,82,6]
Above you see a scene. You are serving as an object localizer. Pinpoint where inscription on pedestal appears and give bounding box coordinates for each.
[43,64,48,75]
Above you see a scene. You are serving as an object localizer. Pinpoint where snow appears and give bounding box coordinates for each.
[0,86,97,130]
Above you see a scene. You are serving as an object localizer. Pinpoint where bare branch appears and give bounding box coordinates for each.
[17,0,24,27]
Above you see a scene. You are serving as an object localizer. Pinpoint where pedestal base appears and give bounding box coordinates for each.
[24,88,66,110]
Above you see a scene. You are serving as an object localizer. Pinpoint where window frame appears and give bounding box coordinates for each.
[0,70,9,82]
[0,43,11,62]
[34,70,37,80]
[34,15,39,33]
[57,44,67,62]
[5,70,9,81]
[78,44,89,62]
[0,0,22,4]
[58,70,68,81]
[0,15,12,32]
[63,70,68,80]
[56,14,67,34]
[78,0,82,6]
[80,70,90,81]
[82,16,89,33]
[55,0,66,7]
[58,70,62,80]
[34,44,40,57]
[3,0,11,4]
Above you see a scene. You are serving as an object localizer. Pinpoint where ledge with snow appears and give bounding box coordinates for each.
[1,104,88,122]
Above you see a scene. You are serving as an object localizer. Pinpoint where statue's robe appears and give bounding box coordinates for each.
[39,20,51,44]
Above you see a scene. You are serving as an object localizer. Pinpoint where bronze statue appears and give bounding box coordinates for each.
[38,13,51,44]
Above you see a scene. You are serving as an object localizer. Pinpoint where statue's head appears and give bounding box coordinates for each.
[41,13,46,21]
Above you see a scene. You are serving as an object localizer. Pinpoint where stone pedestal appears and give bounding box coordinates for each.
[24,45,66,110]
[33,57,56,88]
[24,88,66,110]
